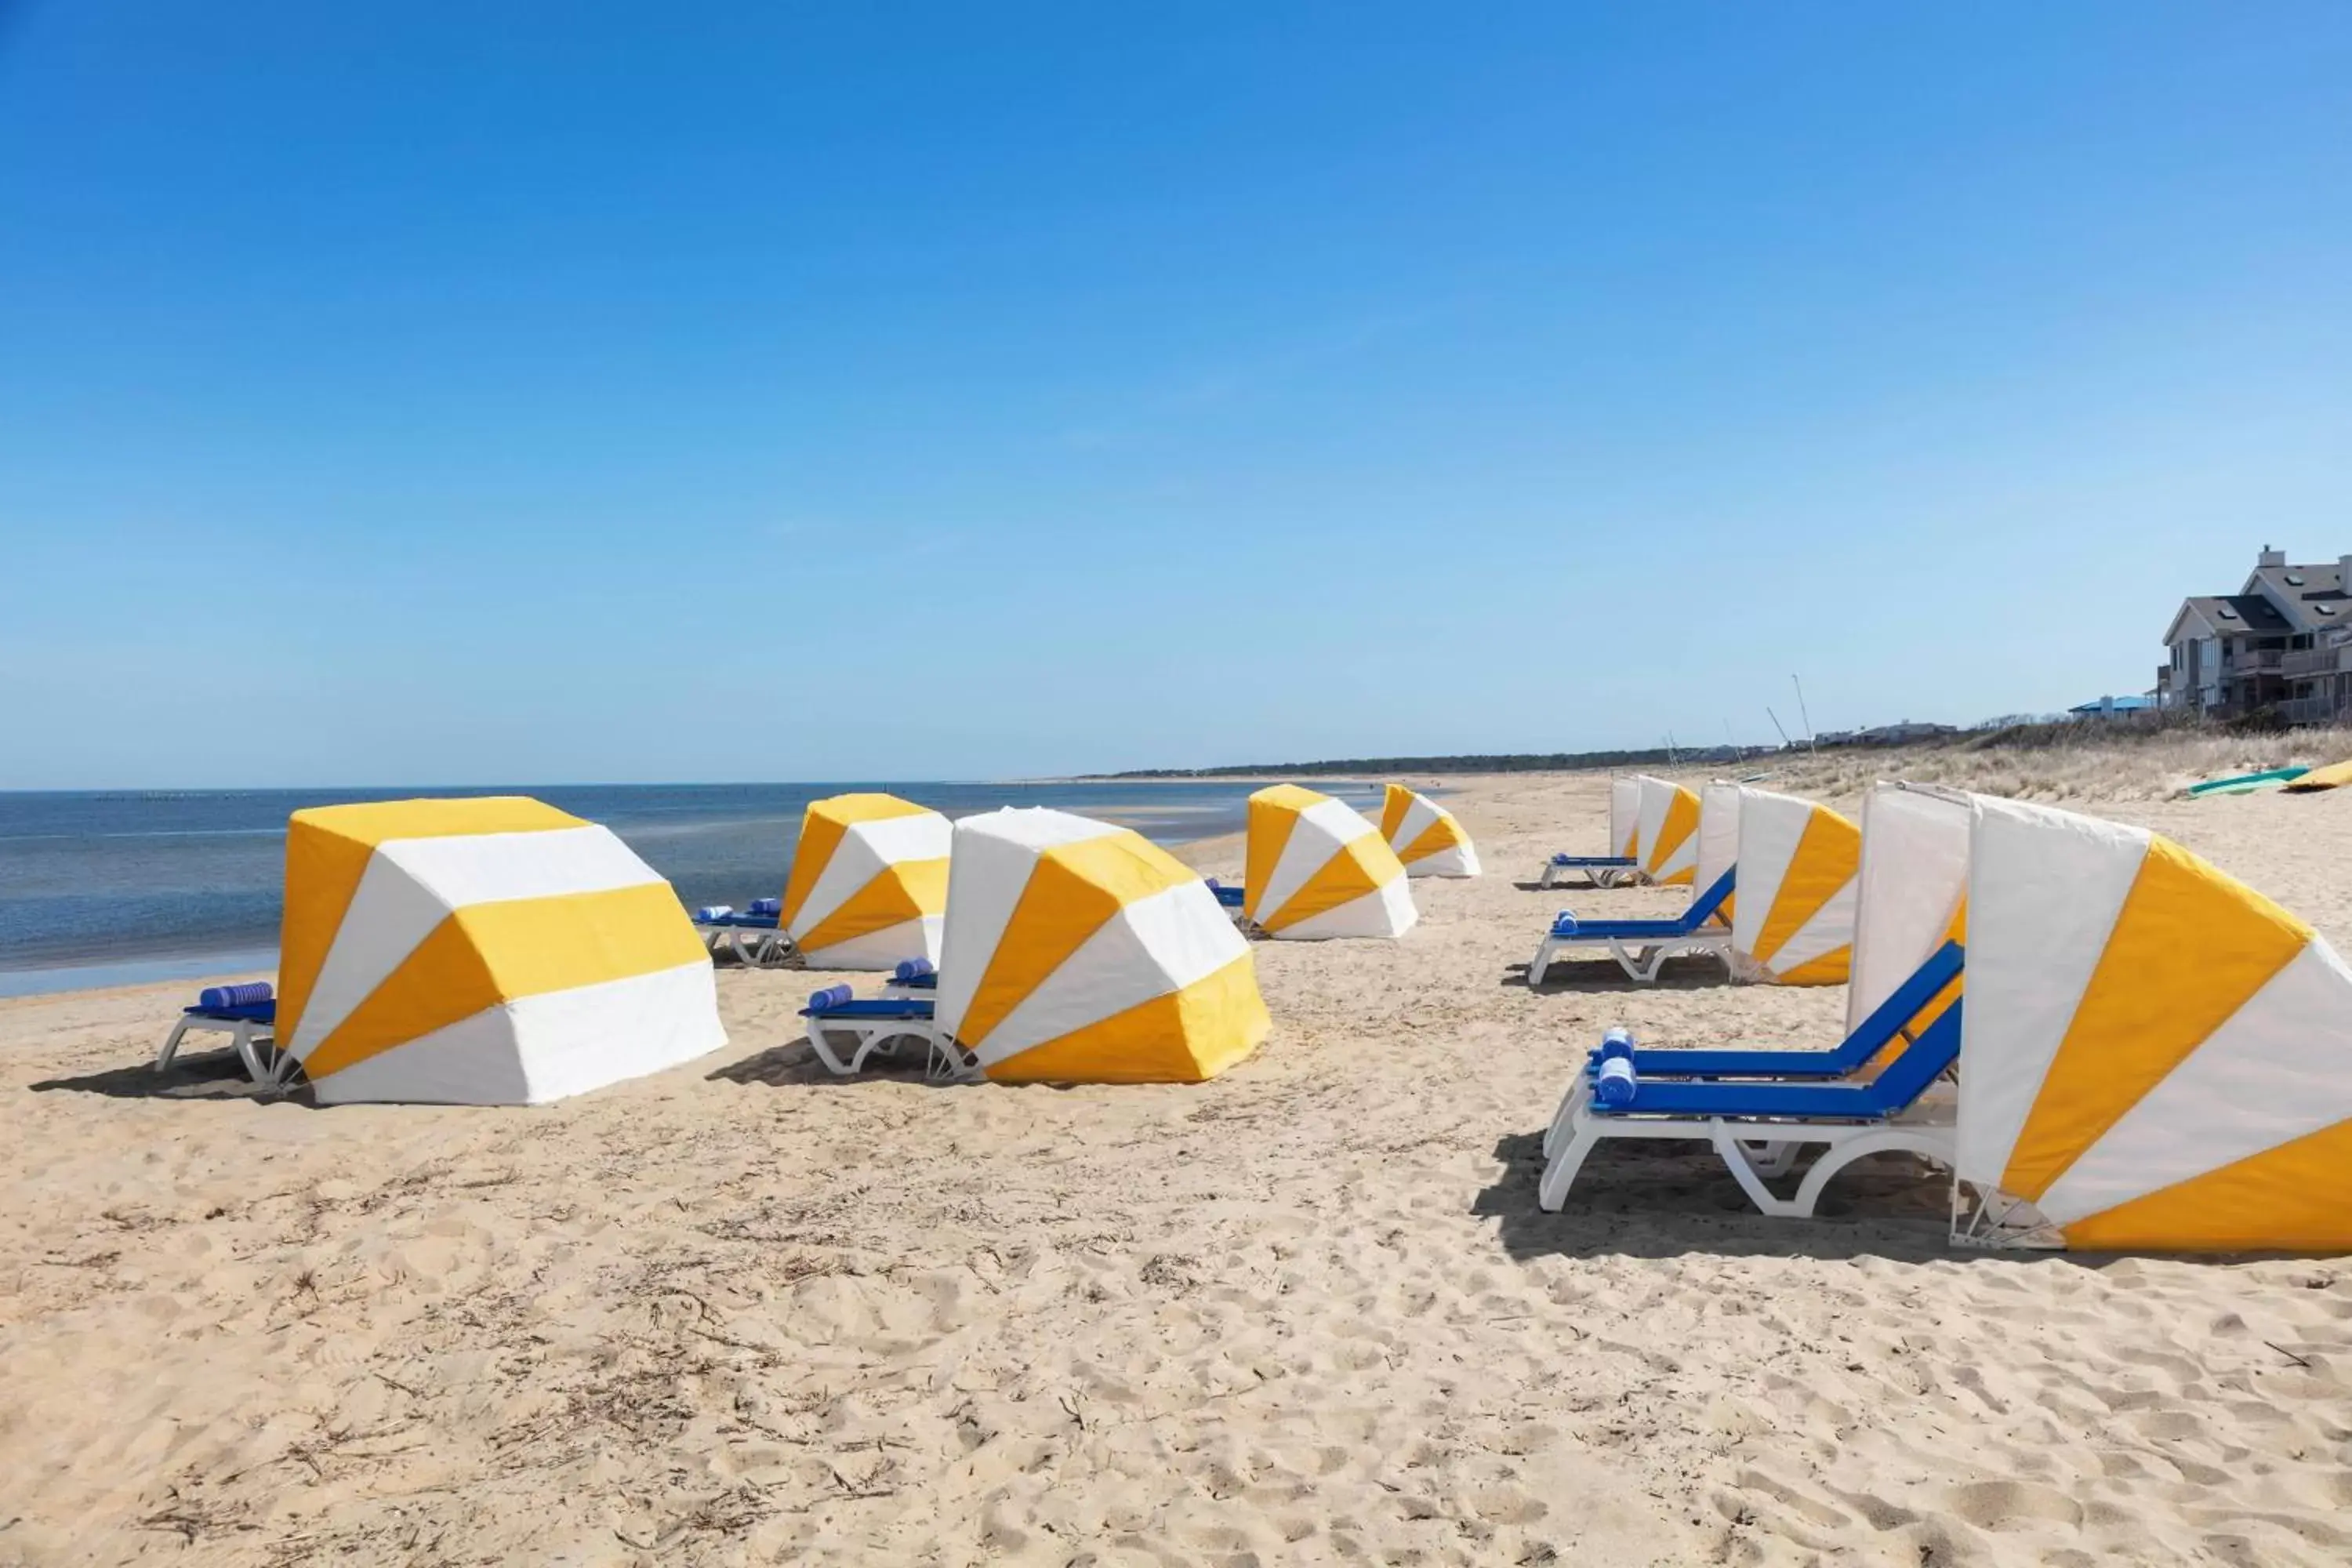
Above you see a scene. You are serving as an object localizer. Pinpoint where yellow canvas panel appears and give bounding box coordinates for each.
[2283,760,2352,793]
[956,833,1194,1047]
[1400,815,1462,865]
[1719,893,1737,927]
[1246,788,1313,908]
[2003,837,2311,1201]
[1649,789,1700,871]
[2061,1116,2352,1251]
[1777,947,1853,987]
[1260,833,1392,933]
[796,857,948,954]
[1752,808,1861,965]
[984,953,1270,1083]
[1379,783,1414,842]
[296,797,583,850]
[276,819,383,1048]
[302,882,707,1080]
[779,815,853,927]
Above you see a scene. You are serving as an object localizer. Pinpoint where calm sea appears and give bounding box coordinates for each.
[0,780,1379,999]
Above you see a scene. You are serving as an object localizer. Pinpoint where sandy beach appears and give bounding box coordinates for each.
[4,771,2350,1566]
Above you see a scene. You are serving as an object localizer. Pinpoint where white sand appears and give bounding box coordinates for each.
[3,773,2350,1565]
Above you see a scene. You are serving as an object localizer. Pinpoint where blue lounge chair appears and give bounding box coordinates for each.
[155,983,298,1088]
[798,985,969,1079]
[1537,853,1641,890]
[1526,867,1736,985]
[1538,985,1965,1218]
[691,898,793,967]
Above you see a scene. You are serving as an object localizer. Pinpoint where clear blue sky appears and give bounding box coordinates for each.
[2,2,2347,787]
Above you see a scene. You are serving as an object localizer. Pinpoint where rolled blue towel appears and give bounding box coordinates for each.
[808,984,855,1012]
[695,904,735,923]
[894,957,936,982]
[1595,1028,1637,1063]
[1593,1055,1639,1109]
[199,981,274,1011]
[750,896,782,916]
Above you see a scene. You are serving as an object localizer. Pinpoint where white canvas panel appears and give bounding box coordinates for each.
[1694,786,1741,908]
[1276,876,1418,940]
[2035,938,2352,1224]
[1388,793,1442,855]
[382,825,662,909]
[1730,789,1808,956]
[1409,840,1479,877]
[1846,785,1973,1036]
[309,960,725,1106]
[973,882,1246,1066]
[1635,778,1675,871]
[1610,777,1640,857]
[1955,799,2151,1187]
[800,913,942,971]
[287,851,453,1057]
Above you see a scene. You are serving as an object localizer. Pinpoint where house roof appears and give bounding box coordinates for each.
[2173,594,2292,641]
[2070,695,2155,714]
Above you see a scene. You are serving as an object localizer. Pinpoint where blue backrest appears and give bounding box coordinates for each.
[1683,867,1736,930]
[1866,991,1965,1110]
[1845,939,1965,1068]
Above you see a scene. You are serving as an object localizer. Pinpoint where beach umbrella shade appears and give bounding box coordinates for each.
[1635,775,1701,887]
[1729,787,1860,985]
[779,793,950,970]
[933,808,1269,1082]
[275,797,725,1105]
[1610,776,1642,861]
[1378,784,1481,878]
[1957,797,2352,1251]
[1243,785,1418,939]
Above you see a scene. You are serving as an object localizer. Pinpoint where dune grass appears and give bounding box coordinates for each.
[1757,719,2352,804]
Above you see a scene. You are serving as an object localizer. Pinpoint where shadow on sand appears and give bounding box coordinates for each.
[1504,957,1730,994]
[31,1047,315,1105]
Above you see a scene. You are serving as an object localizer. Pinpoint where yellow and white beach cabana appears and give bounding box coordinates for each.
[933,808,1269,1083]
[277,797,724,1105]
[1635,775,1701,887]
[1378,784,1480,878]
[1955,797,2352,1252]
[1728,787,1860,985]
[1243,785,1417,939]
[779,793,950,970]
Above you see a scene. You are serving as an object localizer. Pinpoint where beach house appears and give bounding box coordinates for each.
[2159,546,2352,725]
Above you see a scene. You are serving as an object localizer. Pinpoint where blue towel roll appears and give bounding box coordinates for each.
[695,904,735,923]
[199,981,274,1011]
[894,957,936,982]
[808,984,855,1011]
[1596,1028,1637,1063]
[750,896,782,916]
[1593,1055,1638,1108]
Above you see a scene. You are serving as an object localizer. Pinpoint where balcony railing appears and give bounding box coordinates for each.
[2284,696,2347,727]
[2284,646,2349,677]
[2228,651,2286,673]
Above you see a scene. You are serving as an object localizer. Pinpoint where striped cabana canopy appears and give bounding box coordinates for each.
[1379,784,1481,878]
[934,808,1269,1083]
[1243,785,1417,939]
[1729,787,1860,986]
[779,793,950,971]
[1635,775,1701,887]
[277,797,724,1105]
[1958,797,2352,1251]
[1610,776,1642,862]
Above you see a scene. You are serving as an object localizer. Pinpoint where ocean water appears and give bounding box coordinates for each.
[0,780,1381,999]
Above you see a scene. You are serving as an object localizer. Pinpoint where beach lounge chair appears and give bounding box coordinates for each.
[798,985,968,1080]
[1537,776,1645,887]
[691,898,795,967]
[155,983,300,1088]
[1540,938,1965,1159]
[1538,988,1965,1216]
[1536,852,1641,890]
[1526,866,1735,985]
